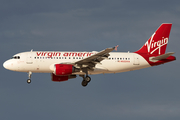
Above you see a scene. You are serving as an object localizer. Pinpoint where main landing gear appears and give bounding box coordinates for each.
[27,71,32,84]
[80,75,91,87]
[80,69,91,87]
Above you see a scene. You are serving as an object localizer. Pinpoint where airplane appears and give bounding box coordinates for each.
[3,23,176,87]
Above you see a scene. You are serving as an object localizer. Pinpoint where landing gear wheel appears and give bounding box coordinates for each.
[27,71,32,84]
[81,80,88,87]
[27,79,31,84]
[79,70,91,87]
[85,76,91,82]
[81,76,91,87]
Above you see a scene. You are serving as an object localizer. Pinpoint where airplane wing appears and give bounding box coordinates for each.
[73,45,118,69]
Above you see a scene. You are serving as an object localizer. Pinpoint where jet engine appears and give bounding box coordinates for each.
[54,64,79,76]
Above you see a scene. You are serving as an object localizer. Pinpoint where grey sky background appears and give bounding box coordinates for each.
[1,0,180,120]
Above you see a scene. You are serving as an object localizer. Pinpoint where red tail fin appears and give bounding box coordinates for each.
[135,23,172,55]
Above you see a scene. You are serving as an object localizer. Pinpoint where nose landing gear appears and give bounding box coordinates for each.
[27,71,32,84]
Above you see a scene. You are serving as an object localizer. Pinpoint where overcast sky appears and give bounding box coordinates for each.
[1,0,180,120]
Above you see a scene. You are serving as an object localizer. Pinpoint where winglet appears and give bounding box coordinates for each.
[114,45,119,51]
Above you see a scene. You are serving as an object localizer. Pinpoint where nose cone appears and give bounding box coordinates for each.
[3,61,9,69]
[3,60,12,70]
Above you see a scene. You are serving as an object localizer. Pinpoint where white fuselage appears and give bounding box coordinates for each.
[3,51,151,75]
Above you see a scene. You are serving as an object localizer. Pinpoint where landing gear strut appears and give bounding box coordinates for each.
[80,69,91,87]
[27,71,32,84]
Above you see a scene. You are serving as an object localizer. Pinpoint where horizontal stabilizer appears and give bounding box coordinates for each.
[150,52,175,62]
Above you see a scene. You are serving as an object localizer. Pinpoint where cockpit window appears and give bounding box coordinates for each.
[12,56,20,59]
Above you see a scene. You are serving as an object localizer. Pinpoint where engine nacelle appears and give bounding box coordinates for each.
[51,73,68,82]
[54,64,74,75]
[51,73,77,82]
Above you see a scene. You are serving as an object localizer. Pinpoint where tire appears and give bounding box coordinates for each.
[27,79,31,84]
[81,80,88,87]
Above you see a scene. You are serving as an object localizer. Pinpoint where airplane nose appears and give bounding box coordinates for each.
[3,61,8,69]
[3,60,12,70]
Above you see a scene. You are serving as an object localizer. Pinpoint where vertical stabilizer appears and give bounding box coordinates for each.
[135,23,172,55]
